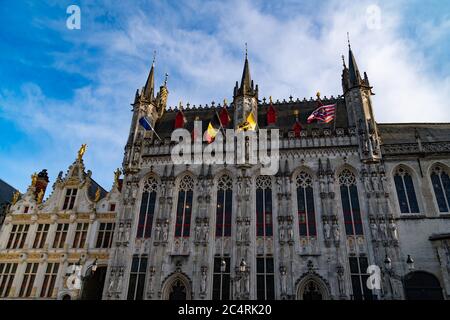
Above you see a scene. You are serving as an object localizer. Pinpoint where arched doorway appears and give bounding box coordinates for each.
[404,271,444,300]
[296,276,330,300]
[162,273,192,300]
[169,279,187,300]
[80,266,107,300]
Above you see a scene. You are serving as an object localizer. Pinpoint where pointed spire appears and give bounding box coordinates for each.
[235,43,257,98]
[142,51,156,102]
[240,43,252,94]
[347,34,362,87]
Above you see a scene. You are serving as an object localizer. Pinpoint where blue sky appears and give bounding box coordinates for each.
[0,0,449,194]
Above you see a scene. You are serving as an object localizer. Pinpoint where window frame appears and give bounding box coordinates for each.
[52,223,69,249]
[296,171,317,238]
[33,224,50,249]
[96,222,115,248]
[62,188,78,210]
[394,167,420,214]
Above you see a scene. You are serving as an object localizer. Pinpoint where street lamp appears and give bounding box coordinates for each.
[239,259,247,273]
[91,258,98,273]
[406,255,415,271]
[220,258,226,273]
[384,255,392,270]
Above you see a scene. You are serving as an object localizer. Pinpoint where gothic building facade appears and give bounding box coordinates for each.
[1,44,449,300]
[103,45,450,301]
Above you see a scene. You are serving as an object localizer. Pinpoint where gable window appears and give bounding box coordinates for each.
[349,256,373,300]
[339,169,363,236]
[33,224,50,249]
[7,224,29,249]
[62,188,77,210]
[52,223,69,249]
[216,175,233,237]
[96,223,115,248]
[109,203,116,212]
[72,223,89,248]
[175,175,194,238]
[0,263,17,298]
[430,165,450,212]
[19,263,38,298]
[256,256,275,300]
[296,171,316,237]
[256,176,273,237]
[40,263,59,298]
[137,177,158,238]
[127,254,147,300]
[394,167,419,214]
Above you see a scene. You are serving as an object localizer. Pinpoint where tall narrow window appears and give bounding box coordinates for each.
[96,223,115,248]
[62,188,77,210]
[137,177,158,238]
[7,224,29,249]
[212,256,231,300]
[394,167,419,214]
[72,223,89,248]
[175,175,194,238]
[33,224,50,249]
[40,263,59,298]
[349,256,373,300]
[52,224,69,248]
[256,176,273,237]
[19,263,38,298]
[339,169,363,236]
[0,263,17,298]
[127,255,148,300]
[430,165,450,213]
[216,175,233,237]
[256,256,275,300]
[296,171,316,237]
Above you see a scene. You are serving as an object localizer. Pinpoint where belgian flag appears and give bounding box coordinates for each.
[204,112,222,143]
[238,111,257,131]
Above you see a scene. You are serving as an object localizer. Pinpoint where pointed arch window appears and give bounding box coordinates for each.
[137,177,158,238]
[175,175,194,237]
[216,175,233,237]
[339,169,363,236]
[256,176,273,237]
[430,165,450,212]
[296,171,316,237]
[394,167,419,214]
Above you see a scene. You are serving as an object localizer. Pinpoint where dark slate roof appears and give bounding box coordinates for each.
[379,123,450,145]
[0,179,17,205]
[429,233,450,241]
[87,178,108,201]
[154,97,348,139]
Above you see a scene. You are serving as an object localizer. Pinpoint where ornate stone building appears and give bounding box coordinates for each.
[0,152,121,299]
[1,43,449,300]
[102,44,450,301]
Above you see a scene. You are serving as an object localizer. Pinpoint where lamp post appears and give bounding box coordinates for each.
[78,257,99,300]
[382,254,415,300]
[406,255,415,271]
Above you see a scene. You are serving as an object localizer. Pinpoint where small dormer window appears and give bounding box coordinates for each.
[62,188,77,210]
[109,203,116,212]
[24,206,29,214]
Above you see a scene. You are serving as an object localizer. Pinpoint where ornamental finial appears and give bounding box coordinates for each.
[77,144,87,161]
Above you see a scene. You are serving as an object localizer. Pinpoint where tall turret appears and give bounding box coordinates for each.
[233,44,258,130]
[342,40,381,163]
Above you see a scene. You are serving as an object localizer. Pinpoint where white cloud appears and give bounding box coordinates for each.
[1,0,449,191]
